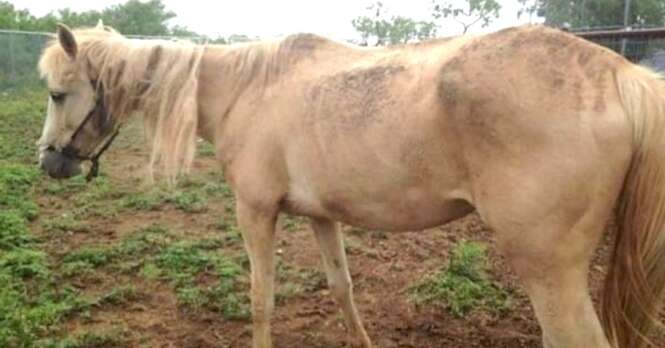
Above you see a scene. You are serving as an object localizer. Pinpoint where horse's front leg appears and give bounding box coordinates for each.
[311,218,372,347]
[236,198,278,348]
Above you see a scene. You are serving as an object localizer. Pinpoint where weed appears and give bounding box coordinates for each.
[282,215,306,232]
[97,285,140,306]
[0,210,32,250]
[165,190,207,213]
[43,176,88,195]
[197,141,216,157]
[0,163,40,220]
[153,241,249,319]
[121,189,166,211]
[139,263,161,280]
[0,88,46,164]
[410,240,512,317]
[42,215,89,233]
[62,247,112,268]
[0,249,49,279]
[60,261,96,278]
[41,328,129,348]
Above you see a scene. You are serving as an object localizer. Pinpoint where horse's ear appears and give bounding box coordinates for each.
[95,19,104,30]
[56,23,77,59]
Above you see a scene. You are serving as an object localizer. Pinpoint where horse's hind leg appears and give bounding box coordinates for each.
[499,224,610,348]
[311,218,373,347]
[478,184,617,348]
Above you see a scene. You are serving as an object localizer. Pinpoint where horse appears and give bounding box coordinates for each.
[36,21,665,348]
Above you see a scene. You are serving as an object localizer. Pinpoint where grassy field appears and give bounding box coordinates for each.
[1,88,532,348]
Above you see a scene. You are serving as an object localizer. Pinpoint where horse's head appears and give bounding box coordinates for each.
[37,22,117,180]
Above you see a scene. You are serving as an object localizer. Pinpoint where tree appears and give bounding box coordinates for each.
[352,2,437,46]
[518,0,665,28]
[432,0,502,34]
[0,0,178,35]
[100,0,175,36]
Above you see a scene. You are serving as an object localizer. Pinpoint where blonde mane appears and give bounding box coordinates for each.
[39,27,205,182]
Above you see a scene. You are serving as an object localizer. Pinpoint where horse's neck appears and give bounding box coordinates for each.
[194,43,270,140]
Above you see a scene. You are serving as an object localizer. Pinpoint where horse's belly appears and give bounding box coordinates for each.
[284,186,473,231]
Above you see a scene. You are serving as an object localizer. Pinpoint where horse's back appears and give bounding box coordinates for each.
[230,26,635,231]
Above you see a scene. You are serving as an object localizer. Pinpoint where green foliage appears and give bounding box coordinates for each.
[1,249,49,278]
[0,0,174,35]
[0,210,32,249]
[433,0,502,34]
[410,240,512,317]
[97,285,140,306]
[352,2,437,46]
[121,188,166,211]
[0,89,45,157]
[40,328,128,348]
[0,162,83,347]
[42,216,89,233]
[154,241,249,319]
[165,190,207,213]
[197,141,216,157]
[518,0,665,28]
[62,247,113,268]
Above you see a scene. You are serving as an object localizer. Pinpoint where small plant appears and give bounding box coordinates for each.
[282,215,305,232]
[97,285,140,306]
[43,176,87,195]
[410,240,512,317]
[121,189,167,211]
[0,164,40,220]
[42,216,89,233]
[62,247,113,268]
[0,210,32,250]
[166,190,207,213]
[41,328,129,348]
[197,141,216,157]
[152,241,249,319]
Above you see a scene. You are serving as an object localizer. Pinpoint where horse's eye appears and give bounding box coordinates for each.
[50,92,66,103]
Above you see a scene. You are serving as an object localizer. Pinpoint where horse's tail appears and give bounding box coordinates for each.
[603,64,665,348]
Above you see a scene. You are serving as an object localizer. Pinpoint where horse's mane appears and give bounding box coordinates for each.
[37,27,345,182]
[39,27,205,182]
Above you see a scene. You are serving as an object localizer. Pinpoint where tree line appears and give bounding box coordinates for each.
[1,0,664,45]
[353,0,665,46]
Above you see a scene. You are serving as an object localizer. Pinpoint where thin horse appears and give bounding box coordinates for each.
[37,22,665,348]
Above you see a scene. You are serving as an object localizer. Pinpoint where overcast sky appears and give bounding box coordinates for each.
[18,0,541,40]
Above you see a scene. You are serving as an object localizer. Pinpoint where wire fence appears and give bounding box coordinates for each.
[0,30,51,92]
[571,27,665,68]
[2,27,665,93]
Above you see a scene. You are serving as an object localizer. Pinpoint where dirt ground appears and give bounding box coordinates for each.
[31,122,622,348]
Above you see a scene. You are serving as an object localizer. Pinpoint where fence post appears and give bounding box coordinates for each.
[621,0,632,55]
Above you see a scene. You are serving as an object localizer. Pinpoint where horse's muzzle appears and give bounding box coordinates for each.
[40,148,82,179]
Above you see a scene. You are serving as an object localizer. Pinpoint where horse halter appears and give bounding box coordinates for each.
[51,80,120,181]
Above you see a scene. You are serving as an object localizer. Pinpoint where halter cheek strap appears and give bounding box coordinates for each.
[59,80,121,181]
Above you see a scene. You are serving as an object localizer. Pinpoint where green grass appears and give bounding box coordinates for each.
[0,164,40,220]
[0,88,47,164]
[196,141,216,157]
[41,328,129,348]
[42,216,89,233]
[0,100,82,347]
[153,240,249,319]
[0,88,249,346]
[410,240,512,317]
[0,204,83,347]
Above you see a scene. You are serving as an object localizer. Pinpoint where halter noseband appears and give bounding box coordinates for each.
[56,80,120,181]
